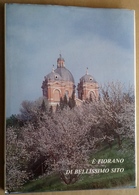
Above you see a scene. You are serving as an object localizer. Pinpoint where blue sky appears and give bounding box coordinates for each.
[5,4,135,117]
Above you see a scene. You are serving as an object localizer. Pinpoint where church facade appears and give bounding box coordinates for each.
[41,55,99,108]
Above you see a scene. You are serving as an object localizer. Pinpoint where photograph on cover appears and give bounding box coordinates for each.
[5,3,135,193]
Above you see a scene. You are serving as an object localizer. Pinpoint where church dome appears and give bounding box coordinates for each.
[80,68,97,83]
[54,67,75,83]
[45,71,62,81]
[80,74,97,83]
[45,55,74,83]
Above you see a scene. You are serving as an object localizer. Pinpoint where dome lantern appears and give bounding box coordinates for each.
[57,54,65,68]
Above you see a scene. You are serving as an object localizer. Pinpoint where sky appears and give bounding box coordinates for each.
[5,4,135,117]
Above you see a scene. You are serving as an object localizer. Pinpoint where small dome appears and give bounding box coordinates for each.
[45,71,62,81]
[55,67,75,83]
[57,54,65,68]
[80,74,97,83]
[57,54,65,62]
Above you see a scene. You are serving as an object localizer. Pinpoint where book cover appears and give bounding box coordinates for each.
[5,3,136,193]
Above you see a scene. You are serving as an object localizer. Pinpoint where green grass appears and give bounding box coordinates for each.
[21,140,135,192]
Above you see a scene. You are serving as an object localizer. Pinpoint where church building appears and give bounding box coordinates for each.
[41,55,99,108]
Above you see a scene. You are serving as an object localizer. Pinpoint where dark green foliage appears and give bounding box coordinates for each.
[59,97,65,110]
[68,90,76,109]
[40,100,46,112]
[60,93,76,110]
[56,104,60,112]
[40,99,51,115]
[68,97,72,108]
[63,94,68,106]
[49,105,53,114]
[27,155,48,178]
[89,93,93,102]
[6,114,23,128]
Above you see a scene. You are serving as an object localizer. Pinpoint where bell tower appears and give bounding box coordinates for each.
[77,68,99,101]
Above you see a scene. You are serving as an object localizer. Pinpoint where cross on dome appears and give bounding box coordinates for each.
[52,64,55,72]
[86,67,89,75]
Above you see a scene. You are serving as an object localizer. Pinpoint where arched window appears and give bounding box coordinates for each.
[89,91,96,101]
[54,89,60,102]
